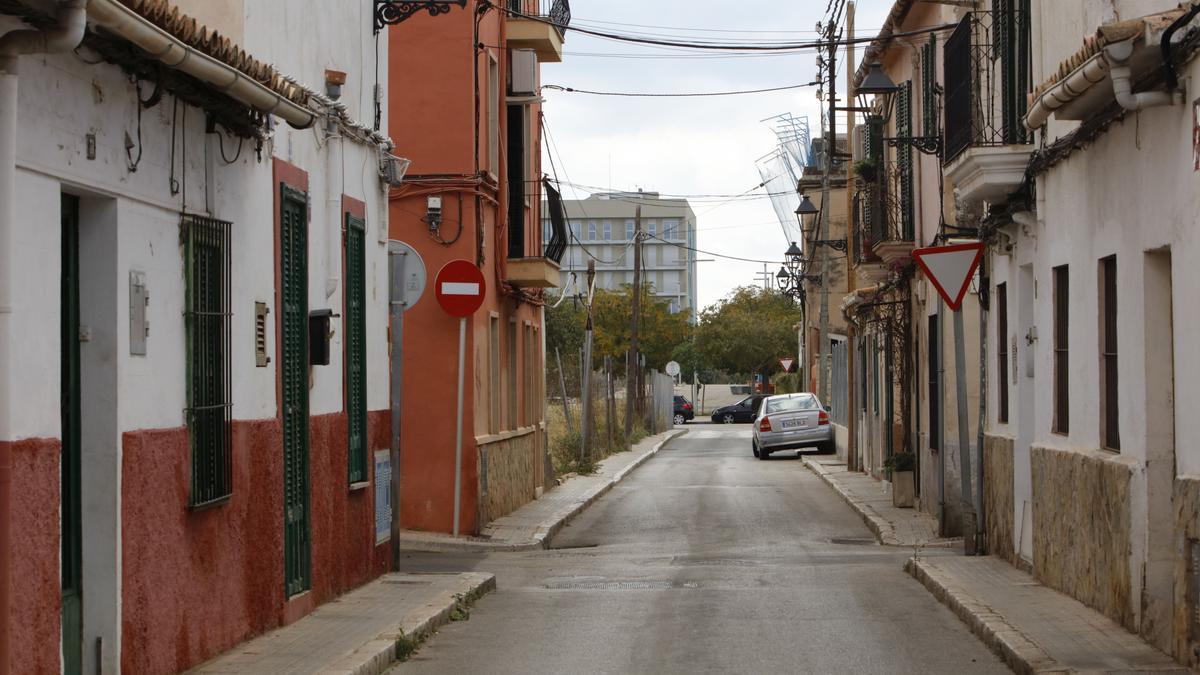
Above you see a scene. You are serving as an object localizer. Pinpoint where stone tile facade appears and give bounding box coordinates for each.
[983,434,1014,563]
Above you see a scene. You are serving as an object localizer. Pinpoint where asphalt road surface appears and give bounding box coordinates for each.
[394,424,1008,674]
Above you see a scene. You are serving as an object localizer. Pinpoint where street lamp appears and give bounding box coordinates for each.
[856,62,899,121]
[796,194,847,253]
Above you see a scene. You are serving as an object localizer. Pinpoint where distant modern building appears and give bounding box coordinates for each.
[544,192,699,319]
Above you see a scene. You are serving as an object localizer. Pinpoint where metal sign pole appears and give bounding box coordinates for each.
[453,316,466,537]
[388,248,406,569]
[953,309,977,554]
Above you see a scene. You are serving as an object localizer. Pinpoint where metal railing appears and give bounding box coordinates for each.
[852,161,912,263]
[943,9,1032,163]
[509,0,571,34]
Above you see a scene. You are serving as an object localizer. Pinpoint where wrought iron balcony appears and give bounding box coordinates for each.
[507,0,570,61]
[852,161,915,266]
[943,9,1032,164]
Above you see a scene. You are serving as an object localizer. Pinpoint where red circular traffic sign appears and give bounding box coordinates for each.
[434,259,486,317]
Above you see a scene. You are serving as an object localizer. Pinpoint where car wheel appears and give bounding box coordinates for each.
[752,440,759,458]
[721,414,735,424]
[674,413,686,426]
[758,447,770,460]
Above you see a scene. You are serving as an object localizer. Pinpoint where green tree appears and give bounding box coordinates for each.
[695,286,799,379]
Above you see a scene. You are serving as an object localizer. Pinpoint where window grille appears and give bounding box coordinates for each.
[922,34,937,138]
[1100,257,1119,450]
[183,214,233,507]
[897,80,915,240]
[996,283,1009,423]
[346,214,368,483]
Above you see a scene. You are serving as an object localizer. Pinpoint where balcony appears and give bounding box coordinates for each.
[507,0,570,63]
[853,161,915,269]
[507,178,567,288]
[942,10,1034,206]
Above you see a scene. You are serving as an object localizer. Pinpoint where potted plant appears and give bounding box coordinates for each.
[852,158,878,184]
[884,451,916,508]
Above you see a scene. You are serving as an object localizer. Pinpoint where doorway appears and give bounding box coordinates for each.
[280,184,311,597]
[60,194,82,674]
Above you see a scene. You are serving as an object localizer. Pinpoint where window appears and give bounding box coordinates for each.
[183,215,232,506]
[487,52,499,177]
[345,214,367,483]
[1100,256,1119,450]
[570,220,581,242]
[928,314,940,451]
[587,220,597,240]
[996,282,1009,423]
[507,318,518,429]
[507,103,527,259]
[602,220,612,240]
[663,219,678,240]
[922,34,937,137]
[896,81,915,240]
[625,219,635,240]
[489,315,501,433]
[647,220,657,237]
[1053,265,1069,434]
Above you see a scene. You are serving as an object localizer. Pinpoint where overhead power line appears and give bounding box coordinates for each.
[542,80,820,98]
[490,2,956,53]
[645,233,785,266]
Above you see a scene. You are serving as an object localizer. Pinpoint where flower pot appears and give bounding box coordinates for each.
[892,470,915,508]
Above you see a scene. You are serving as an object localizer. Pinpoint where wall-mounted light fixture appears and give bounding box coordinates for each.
[374,0,467,32]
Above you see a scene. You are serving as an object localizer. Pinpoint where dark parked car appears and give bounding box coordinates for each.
[673,395,695,425]
[710,394,767,424]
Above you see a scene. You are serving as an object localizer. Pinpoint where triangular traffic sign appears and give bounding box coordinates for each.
[911,243,984,311]
[779,358,795,373]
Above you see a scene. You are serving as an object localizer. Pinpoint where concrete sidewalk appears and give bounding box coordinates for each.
[908,556,1186,674]
[190,572,495,675]
[399,428,685,552]
[804,458,958,548]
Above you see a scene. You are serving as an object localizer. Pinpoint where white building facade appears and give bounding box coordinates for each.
[0,0,397,672]
[545,192,699,319]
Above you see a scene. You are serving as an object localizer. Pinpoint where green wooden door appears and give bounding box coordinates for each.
[60,194,83,674]
[280,185,311,597]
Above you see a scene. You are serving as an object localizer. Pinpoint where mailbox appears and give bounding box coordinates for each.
[309,309,335,366]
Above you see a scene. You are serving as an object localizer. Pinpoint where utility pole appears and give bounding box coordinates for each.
[580,260,596,464]
[625,201,642,449]
[817,13,837,409]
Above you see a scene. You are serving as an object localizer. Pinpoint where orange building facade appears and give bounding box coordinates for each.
[387,0,568,534]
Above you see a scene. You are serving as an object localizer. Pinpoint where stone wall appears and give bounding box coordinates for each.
[477,428,542,526]
[984,434,1014,563]
[1031,445,1133,630]
[1171,476,1200,666]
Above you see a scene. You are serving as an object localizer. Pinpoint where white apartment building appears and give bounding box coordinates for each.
[545,192,699,319]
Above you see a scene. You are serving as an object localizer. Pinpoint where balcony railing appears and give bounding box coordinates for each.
[852,161,912,264]
[943,9,1032,163]
[508,0,571,35]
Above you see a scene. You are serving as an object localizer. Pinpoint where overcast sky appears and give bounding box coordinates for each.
[541,0,892,311]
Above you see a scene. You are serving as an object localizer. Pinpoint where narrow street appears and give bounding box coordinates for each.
[393,425,1007,674]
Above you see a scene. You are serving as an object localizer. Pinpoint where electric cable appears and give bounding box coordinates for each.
[644,233,786,265]
[542,80,820,98]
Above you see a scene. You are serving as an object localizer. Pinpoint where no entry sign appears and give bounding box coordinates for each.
[434,259,486,317]
[912,243,984,312]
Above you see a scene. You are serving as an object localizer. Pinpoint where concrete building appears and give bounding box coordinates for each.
[387,0,568,536]
[0,0,397,671]
[547,192,699,319]
[978,1,1200,664]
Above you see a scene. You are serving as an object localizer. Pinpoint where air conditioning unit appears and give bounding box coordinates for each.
[510,49,538,97]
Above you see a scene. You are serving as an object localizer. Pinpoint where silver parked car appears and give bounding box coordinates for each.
[751,392,835,459]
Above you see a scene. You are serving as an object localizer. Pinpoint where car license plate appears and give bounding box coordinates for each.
[782,419,806,429]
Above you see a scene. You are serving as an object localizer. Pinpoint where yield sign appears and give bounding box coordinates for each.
[779,358,795,373]
[434,259,486,317]
[912,242,984,311]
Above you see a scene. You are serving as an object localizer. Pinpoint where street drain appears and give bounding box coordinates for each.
[828,537,878,546]
[543,580,694,590]
[547,543,600,551]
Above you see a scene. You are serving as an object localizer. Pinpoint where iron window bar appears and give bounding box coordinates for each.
[181,214,233,509]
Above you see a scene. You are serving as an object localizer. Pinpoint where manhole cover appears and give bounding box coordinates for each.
[828,537,878,546]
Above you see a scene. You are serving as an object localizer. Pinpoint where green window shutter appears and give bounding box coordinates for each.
[897,81,915,241]
[183,215,232,507]
[345,214,367,484]
[280,184,311,597]
[923,35,937,138]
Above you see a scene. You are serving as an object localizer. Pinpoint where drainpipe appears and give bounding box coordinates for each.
[1106,41,1179,111]
[325,120,342,298]
[0,5,88,671]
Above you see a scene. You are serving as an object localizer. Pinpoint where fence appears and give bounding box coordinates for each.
[545,350,670,475]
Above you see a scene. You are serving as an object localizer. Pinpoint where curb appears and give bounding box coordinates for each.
[904,558,1060,675]
[804,459,903,546]
[399,429,685,553]
[803,459,959,549]
[330,572,497,675]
